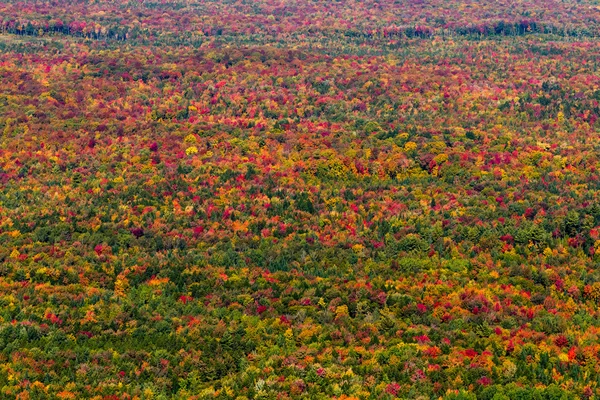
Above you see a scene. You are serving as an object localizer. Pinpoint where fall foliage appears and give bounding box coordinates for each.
[2,0,600,399]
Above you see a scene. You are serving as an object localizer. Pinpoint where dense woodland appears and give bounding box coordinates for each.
[3,0,600,399]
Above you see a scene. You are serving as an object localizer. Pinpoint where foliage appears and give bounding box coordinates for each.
[1,0,600,398]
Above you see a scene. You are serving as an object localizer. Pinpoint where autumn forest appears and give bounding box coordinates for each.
[2,0,600,399]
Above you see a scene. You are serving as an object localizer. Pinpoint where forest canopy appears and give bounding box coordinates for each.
[1,0,600,399]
